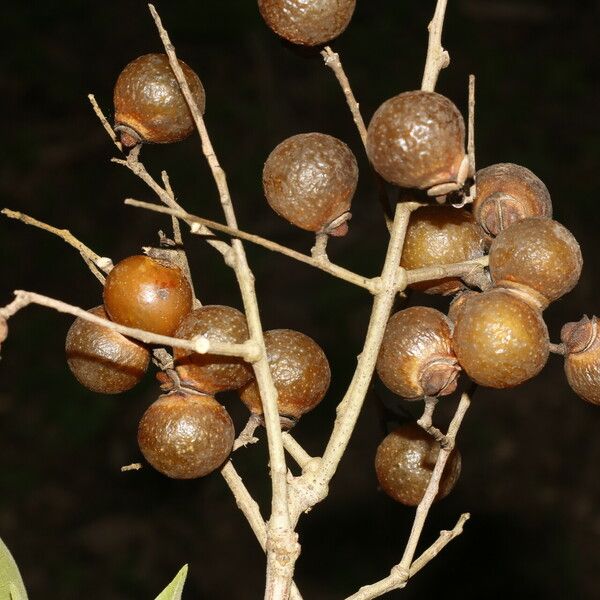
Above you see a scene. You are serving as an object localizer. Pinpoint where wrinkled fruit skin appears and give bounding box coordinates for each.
[66,306,150,394]
[473,163,552,236]
[375,423,461,507]
[489,218,582,305]
[258,0,356,46]
[562,316,600,405]
[239,329,330,419]
[376,307,459,399]
[103,255,193,337]
[138,392,234,479]
[263,133,358,233]
[173,305,253,394]
[366,91,465,190]
[401,206,486,295]
[452,288,549,388]
[114,53,205,146]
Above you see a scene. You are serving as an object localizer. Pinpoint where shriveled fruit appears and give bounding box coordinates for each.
[138,391,234,479]
[489,218,582,306]
[239,329,330,420]
[452,288,549,388]
[562,316,600,405]
[173,305,253,394]
[66,306,150,394]
[263,133,358,235]
[258,0,356,46]
[114,53,205,147]
[103,255,193,337]
[375,423,461,507]
[473,163,552,236]
[376,307,459,399]
[366,91,465,191]
[401,206,486,295]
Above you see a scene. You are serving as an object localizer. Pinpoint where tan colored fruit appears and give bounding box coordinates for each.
[376,307,460,399]
[452,288,549,388]
[263,133,358,235]
[473,163,552,236]
[137,392,234,479]
[489,218,582,305]
[239,329,330,420]
[258,0,356,46]
[401,206,487,295]
[66,306,150,394]
[114,53,205,147]
[375,423,461,507]
[173,306,253,394]
[366,91,465,190]
[103,255,193,337]
[562,316,600,405]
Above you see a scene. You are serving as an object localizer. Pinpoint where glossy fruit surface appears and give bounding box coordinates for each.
[258,0,356,46]
[401,206,486,295]
[562,316,600,405]
[376,307,459,399]
[173,305,253,394]
[489,218,582,305]
[66,306,150,394]
[239,329,330,419]
[366,91,465,190]
[473,163,552,236]
[114,53,205,146]
[452,288,549,388]
[138,392,234,479]
[375,423,461,507]
[263,133,358,234]
[103,255,193,337]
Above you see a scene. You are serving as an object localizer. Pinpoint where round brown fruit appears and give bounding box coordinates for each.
[103,255,193,337]
[376,307,459,399]
[489,218,582,306]
[401,206,487,295]
[239,329,330,421]
[375,423,461,507]
[258,0,356,46]
[65,306,150,394]
[366,91,465,190]
[263,133,358,235]
[114,53,205,147]
[561,316,600,405]
[473,163,552,236]
[452,288,549,388]
[173,305,253,394]
[137,391,234,479]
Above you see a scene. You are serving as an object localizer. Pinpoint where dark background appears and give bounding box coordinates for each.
[2,1,600,598]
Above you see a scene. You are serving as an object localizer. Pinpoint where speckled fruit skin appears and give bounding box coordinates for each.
[473,163,552,236]
[258,0,356,46]
[173,305,253,394]
[366,91,465,190]
[401,206,486,295]
[66,306,150,394]
[138,392,234,479]
[562,316,600,405]
[103,255,193,337]
[452,288,549,388]
[376,307,459,399]
[263,133,358,234]
[239,329,330,419]
[489,218,582,305]
[375,423,461,507]
[114,53,205,146]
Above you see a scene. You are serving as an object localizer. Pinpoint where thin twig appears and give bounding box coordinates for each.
[421,0,450,91]
[405,256,489,287]
[282,433,315,472]
[125,199,376,292]
[417,397,447,446]
[549,343,566,355]
[467,75,476,178]
[87,93,122,151]
[233,415,261,452]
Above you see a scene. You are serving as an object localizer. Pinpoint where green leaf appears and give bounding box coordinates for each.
[154,564,188,600]
[0,536,28,600]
